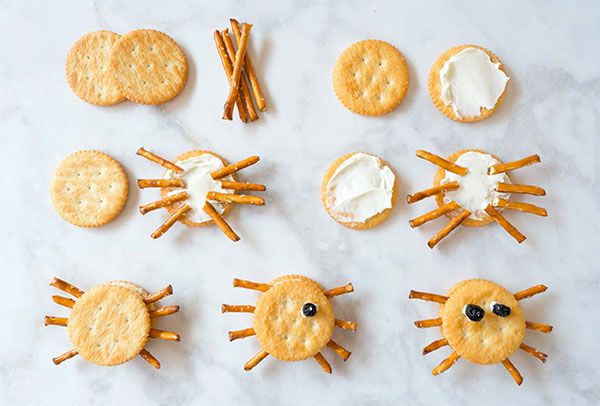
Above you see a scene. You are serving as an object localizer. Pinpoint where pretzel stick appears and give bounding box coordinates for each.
[324,283,354,298]
[149,328,181,341]
[228,328,256,341]
[489,154,540,175]
[223,23,252,120]
[214,30,248,122]
[144,285,173,304]
[52,349,78,365]
[149,305,180,318]
[408,290,448,303]
[211,156,260,179]
[44,316,68,327]
[231,19,267,112]
[501,358,523,385]
[432,351,460,375]
[207,192,265,206]
[140,192,188,215]
[49,277,84,298]
[327,339,351,361]
[220,181,266,191]
[221,304,255,313]
[496,183,546,196]
[139,349,161,369]
[221,29,258,121]
[428,209,470,249]
[494,198,547,217]
[514,284,548,301]
[233,278,271,291]
[334,319,358,331]
[137,147,183,173]
[137,179,185,189]
[409,201,460,228]
[52,295,75,308]
[525,321,553,333]
[416,150,468,175]
[313,352,332,374]
[407,182,459,204]
[203,203,240,242]
[484,205,526,243]
[244,350,269,371]
[414,318,442,328]
[151,204,191,239]
[422,338,448,355]
[519,343,547,363]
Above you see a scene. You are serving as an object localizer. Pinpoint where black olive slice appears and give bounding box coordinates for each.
[302,302,317,317]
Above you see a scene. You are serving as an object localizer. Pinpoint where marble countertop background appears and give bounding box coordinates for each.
[2,1,599,405]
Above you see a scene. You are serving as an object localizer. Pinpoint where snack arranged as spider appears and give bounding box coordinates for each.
[44,277,180,369]
[407,149,547,248]
[410,279,552,385]
[136,147,266,241]
[223,275,357,373]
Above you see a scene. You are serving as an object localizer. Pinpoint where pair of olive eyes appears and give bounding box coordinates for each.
[463,302,511,322]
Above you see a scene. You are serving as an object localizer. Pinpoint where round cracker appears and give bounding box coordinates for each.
[109,29,188,105]
[50,150,129,227]
[428,45,508,123]
[253,278,334,361]
[440,279,525,365]
[333,39,409,116]
[65,30,127,106]
[67,285,151,366]
[321,152,398,230]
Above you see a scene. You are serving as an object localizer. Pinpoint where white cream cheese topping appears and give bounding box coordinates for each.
[440,47,509,118]
[441,151,510,220]
[164,154,234,223]
[325,153,395,223]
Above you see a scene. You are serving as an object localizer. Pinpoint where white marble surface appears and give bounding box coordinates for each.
[2,1,600,404]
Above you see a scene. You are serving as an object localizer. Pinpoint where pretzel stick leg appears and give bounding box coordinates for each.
[149,328,181,341]
[233,278,271,292]
[408,290,448,304]
[223,23,252,120]
[149,305,180,318]
[214,30,248,122]
[44,316,68,327]
[423,338,448,355]
[489,154,541,175]
[327,340,351,361]
[211,156,260,180]
[414,318,442,328]
[139,348,161,369]
[314,352,332,374]
[427,209,470,249]
[244,350,269,371]
[525,321,553,333]
[407,181,459,204]
[221,304,256,313]
[416,150,468,175]
[220,181,266,191]
[144,285,173,304]
[52,349,78,365]
[207,192,265,206]
[151,204,191,239]
[501,358,523,385]
[496,183,546,196]
[137,147,183,173]
[409,201,460,228]
[52,295,75,308]
[137,179,185,189]
[514,285,548,301]
[222,29,258,121]
[324,283,354,298]
[484,205,526,243]
[228,328,256,341]
[334,319,358,331]
[432,351,460,375]
[519,343,547,363]
[140,192,188,215]
[203,203,240,242]
[494,198,547,217]
[231,19,267,111]
[49,277,84,298]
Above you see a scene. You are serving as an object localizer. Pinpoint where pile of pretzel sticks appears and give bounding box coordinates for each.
[215,19,267,122]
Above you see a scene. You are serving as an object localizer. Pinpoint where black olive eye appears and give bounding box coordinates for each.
[464,304,485,322]
[492,302,511,317]
[302,303,317,317]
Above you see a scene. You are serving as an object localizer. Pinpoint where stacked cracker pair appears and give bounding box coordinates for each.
[66,29,188,106]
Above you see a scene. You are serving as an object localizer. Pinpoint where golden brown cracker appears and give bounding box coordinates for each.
[109,29,188,105]
[321,152,397,230]
[253,278,334,361]
[428,45,508,123]
[50,150,129,227]
[65,30,126,106]
[332,40,409,116]
[67,285,151,366]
